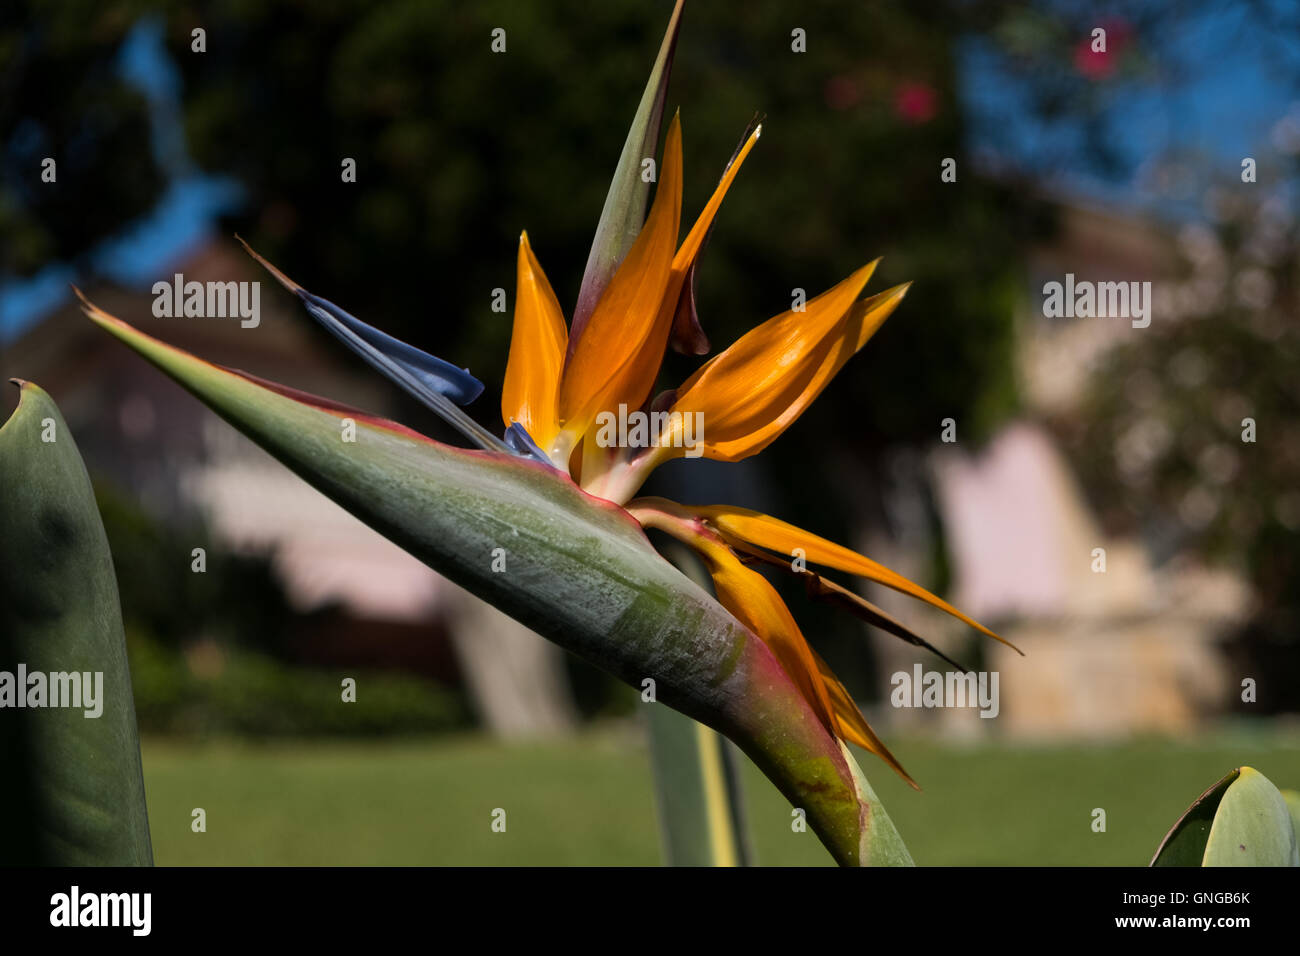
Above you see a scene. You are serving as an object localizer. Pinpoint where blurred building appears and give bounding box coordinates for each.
[868,199,1250,739]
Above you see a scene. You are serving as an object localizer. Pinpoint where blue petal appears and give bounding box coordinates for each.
[296,290,484,405]
[240,237,506,452]
[503,422,556,466]
[289,290,506,453]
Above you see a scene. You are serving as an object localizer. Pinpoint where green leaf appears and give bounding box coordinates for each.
[1202,767,1299,867]
[646,541,753,866]
[81,298,911,866]
[1152,767,1299,867]
[570,0,684,342]
[646,706,752,866]
[1151,768,1238,867]
[0,381,153,865]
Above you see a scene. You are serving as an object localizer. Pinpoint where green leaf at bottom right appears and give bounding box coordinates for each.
[1153,766,1300,867]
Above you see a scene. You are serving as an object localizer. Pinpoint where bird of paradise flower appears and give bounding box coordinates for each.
[74,0,1016,863]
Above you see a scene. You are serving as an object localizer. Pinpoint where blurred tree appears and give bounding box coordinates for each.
[0,1,163,275]
[1065,146,1300,712]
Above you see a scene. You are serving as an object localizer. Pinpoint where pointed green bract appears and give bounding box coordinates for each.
[1202,767,1299,866]
[0,381,153,865]
[841,740,914,866]
[1152,766,1299,867]
[1151,768,1238,867]
[570,0,684,345]
[84,301,910,866]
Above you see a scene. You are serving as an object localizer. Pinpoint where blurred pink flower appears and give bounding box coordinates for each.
[894,81,937,124]
[1074,19,1132,80]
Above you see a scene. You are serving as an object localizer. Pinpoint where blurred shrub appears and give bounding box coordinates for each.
[128,629,470,737]
[0,2,164,273]
[98,481,471,737]
[95,481,293,656]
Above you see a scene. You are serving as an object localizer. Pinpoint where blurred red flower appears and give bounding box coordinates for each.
[894,81,938,124]
[1074,18,1133,80]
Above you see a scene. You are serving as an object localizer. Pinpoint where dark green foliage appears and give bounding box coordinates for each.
[0,384,152,864]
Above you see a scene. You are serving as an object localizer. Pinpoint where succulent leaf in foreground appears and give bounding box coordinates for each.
[0,381,152,865]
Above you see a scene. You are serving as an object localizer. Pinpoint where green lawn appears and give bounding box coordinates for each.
[141,724,1300,865]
